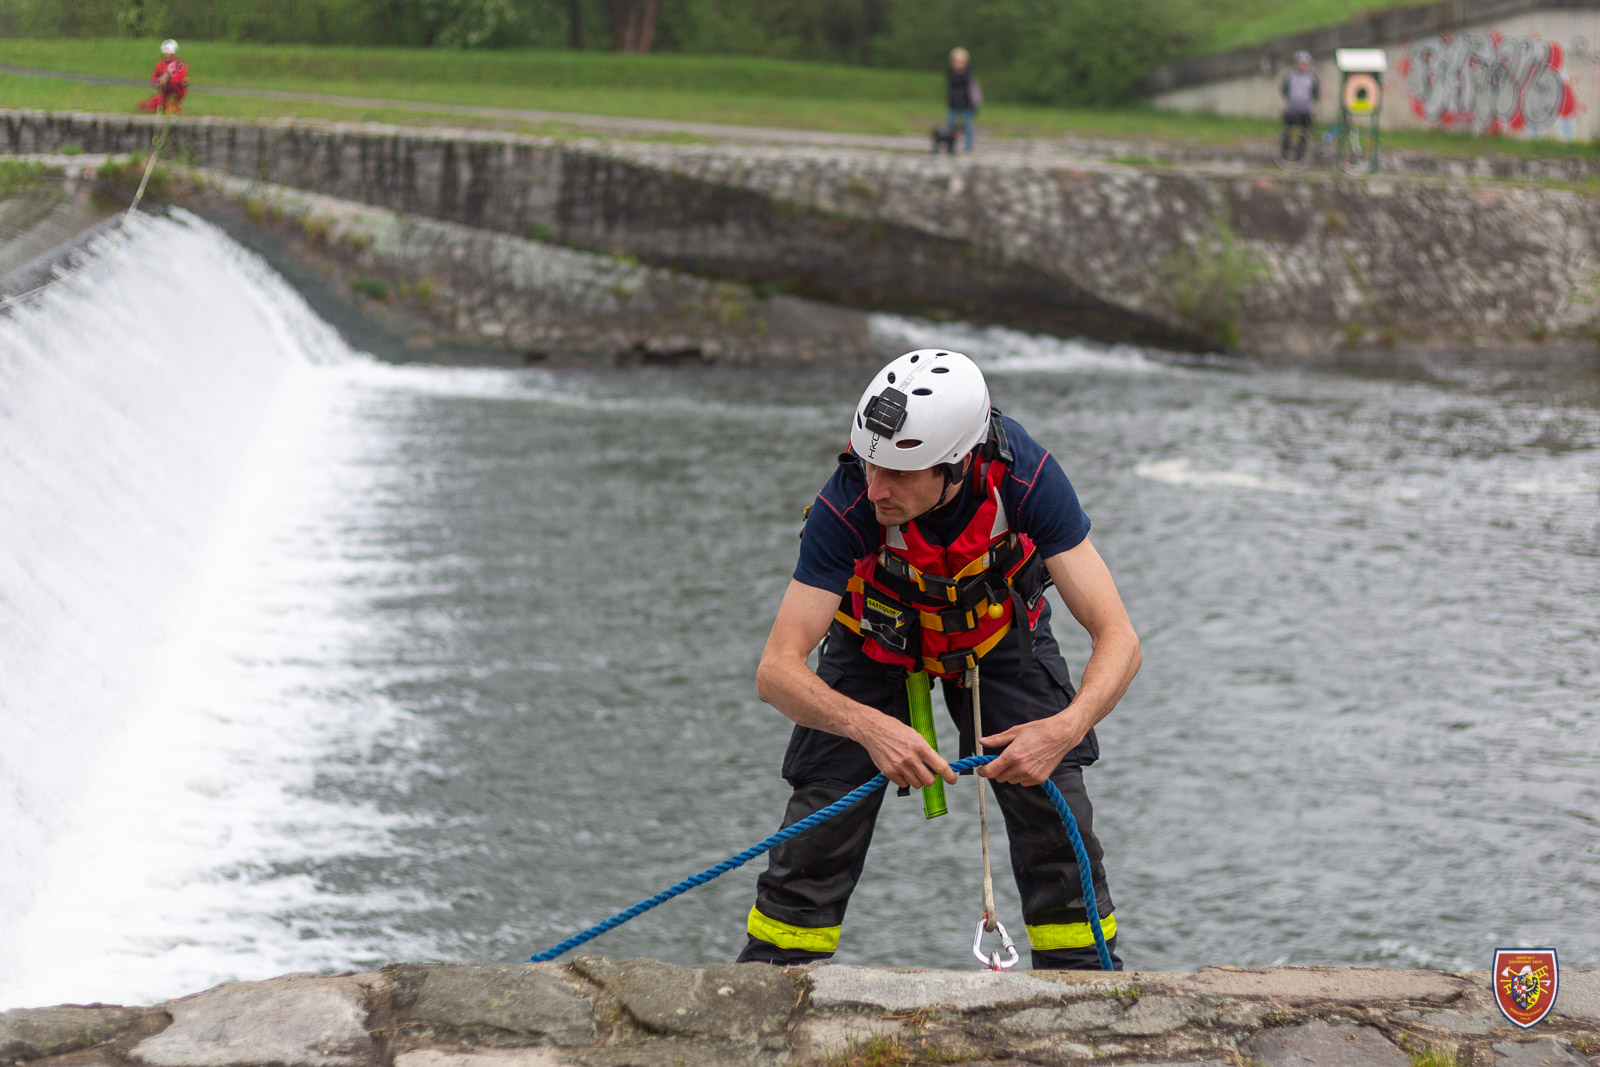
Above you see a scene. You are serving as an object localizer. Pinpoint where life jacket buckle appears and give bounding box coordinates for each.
[879,551,916,584]
[920,572,960,603]
[936,648,979,674]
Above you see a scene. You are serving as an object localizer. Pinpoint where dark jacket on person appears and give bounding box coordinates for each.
[947,65,974,111]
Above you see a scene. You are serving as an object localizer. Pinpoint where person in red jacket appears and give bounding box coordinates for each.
[139,40,188,115]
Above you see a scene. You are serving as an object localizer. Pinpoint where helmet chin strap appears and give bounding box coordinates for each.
[934,454,972,509]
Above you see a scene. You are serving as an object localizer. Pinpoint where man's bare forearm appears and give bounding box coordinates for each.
[1054,624,1140,740]
[756,652,876,742]
[757,648,956,789]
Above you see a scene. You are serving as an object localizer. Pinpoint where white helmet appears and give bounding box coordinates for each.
[849,349,991,471]
[161,39,179,54]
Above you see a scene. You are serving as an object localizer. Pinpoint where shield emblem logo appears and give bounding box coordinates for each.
[1493,948,1559,1029]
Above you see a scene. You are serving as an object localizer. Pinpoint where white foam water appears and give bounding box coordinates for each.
[0,211,427,1007]
[1134,457,1309,495]
[869,313,1168,375]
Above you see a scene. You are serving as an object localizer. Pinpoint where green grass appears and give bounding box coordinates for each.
[1201,0,1437,53]
[1400,1034,1464,1067]
[0,38,938,100]
[0,40,1283,142]
[821,1034,966,1067]
[0,157,51,193]
[2,37,1597,163]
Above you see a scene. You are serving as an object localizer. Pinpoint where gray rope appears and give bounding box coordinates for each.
[969,664,998,931]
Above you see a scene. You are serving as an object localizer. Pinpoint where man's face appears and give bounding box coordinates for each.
[863,462,948,526]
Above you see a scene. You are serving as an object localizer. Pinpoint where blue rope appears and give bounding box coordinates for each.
[526,754,1113,970]
[1040,776,1115,971]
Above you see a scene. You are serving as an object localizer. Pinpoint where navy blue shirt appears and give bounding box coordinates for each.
[795,415,1089,594]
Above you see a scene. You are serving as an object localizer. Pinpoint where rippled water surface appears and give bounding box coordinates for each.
[2,216,1597,1006]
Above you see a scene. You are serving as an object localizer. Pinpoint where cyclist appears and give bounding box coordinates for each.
[1280,51,1319,135]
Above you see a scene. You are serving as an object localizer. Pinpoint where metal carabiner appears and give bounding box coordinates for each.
[972,914,1019,970]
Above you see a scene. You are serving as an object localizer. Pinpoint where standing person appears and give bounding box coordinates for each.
[738,350,1139,970]
[139,40,188,115]
[1280,51,1319,133]
[945,48,977,153]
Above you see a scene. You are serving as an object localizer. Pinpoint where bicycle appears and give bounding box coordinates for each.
[1325,118,1379,176]
[1274,120,1314,171]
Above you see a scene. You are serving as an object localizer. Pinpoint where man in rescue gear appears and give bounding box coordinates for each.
[740,349,1140,970]
[140,40,188,115]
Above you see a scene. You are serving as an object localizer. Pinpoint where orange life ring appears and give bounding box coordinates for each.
[1343,72,1381,114]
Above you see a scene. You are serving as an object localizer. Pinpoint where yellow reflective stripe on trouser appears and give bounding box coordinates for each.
[747,907,841,953]
[1026,913,1117,950]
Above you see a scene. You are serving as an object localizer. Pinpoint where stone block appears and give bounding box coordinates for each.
[1181,966,1466,1004]
[1492,1038,1589,1066]
[806,964,1113,1014]
[998,1000,1123,1035]
[1555,970,1600,1024]
[1109,996,1199,1036]
[789,1015,903,1061]
[1243,1020,1409,1067]
[0,1006,151,1062]
[389,964,594,1048]
[130,976,376,1067]
[1196,998,1273,1030]
[565,1038,785,1067]
[569,957,797,1041]
[395,1052,571,1067]
[1417,1009,1503,1035]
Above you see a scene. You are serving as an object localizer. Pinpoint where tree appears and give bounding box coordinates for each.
[1009,0,1202,105]
[602,0,660,52]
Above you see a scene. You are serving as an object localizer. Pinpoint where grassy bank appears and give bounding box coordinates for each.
[1201,0,1434,53]
[1,38,1597,160]
[0,38,1284,142]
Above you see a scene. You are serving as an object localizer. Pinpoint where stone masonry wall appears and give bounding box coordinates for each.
[3,959,1598,1067]
[177,171,871,364]
[7,111,1600,357]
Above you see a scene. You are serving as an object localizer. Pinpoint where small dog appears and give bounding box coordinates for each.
[931,127,958,154]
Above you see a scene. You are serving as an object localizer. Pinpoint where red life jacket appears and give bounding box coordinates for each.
[832,420,1051,679]
[153,58,188,93]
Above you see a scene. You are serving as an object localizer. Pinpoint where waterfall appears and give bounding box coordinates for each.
[0,210,360,1005]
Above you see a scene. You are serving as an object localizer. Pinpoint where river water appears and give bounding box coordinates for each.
[2,211,1596,1008]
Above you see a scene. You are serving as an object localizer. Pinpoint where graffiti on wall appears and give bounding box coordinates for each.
[1401,31,1580,133]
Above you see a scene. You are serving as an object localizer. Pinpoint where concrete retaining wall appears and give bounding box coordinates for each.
[7,111,1600,357]
[1146,1,1600,142]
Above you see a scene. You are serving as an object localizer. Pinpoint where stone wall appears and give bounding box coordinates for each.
[7,112,1600,357]
[2,959,1597,1067]
[1144,1,1600,142]
[179,172,870,364]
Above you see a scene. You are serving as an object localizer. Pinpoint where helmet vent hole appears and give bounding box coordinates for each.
[931,366,950,374]
[887,372,896,384]
[909,354,920,362]
[912,388,933,396]
[857,413,864,429]
[935,352,948,357]
[895,439,923,449]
